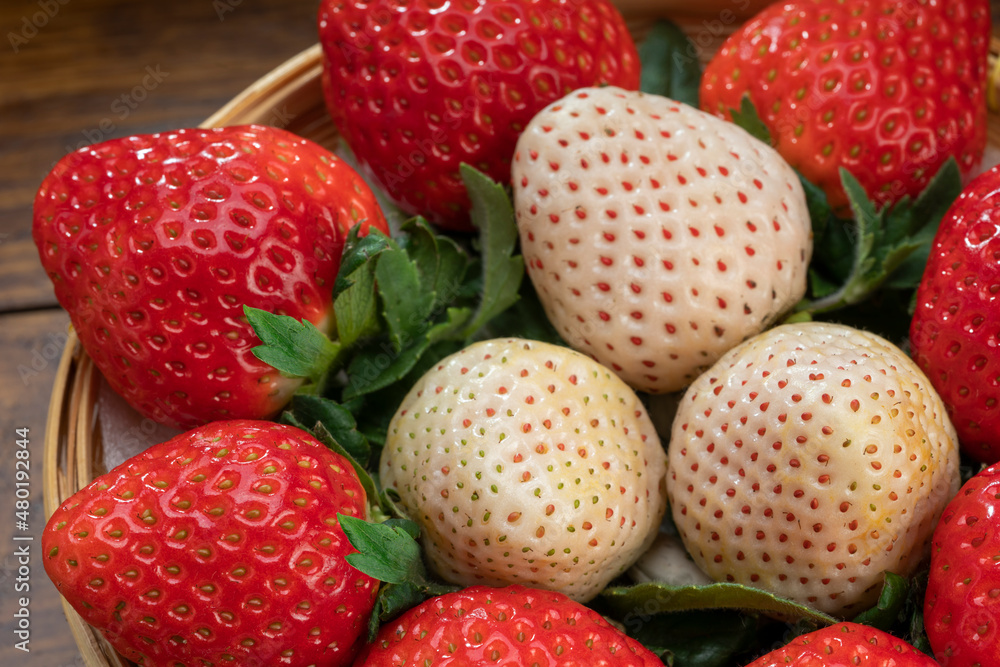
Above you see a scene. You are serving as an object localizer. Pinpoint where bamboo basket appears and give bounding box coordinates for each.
[42,11,1000,667]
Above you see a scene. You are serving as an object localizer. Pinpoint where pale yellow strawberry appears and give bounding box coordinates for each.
[380,338,668,602]
[513,86,812,394]
[666,322,960,616]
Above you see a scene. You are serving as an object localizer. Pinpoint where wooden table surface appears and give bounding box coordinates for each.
[4,1,1000,665]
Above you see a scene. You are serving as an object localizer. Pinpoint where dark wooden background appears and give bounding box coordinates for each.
[2,0,1000,665]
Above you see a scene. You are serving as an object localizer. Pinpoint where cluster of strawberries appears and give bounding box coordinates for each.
[33,0,1000,665]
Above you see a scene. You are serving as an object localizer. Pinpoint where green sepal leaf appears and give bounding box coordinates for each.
[334,226,396,298]
[344,339,466,448]
[459,164,524,338]
[375,246,435,352]
[427,307,474,345]
[883,159,961,290]
[728,94,772,145]
[810,215,858,290]
[286,395,371,467]
[905,571,934,656]
[796,159,962,317]
[621,610,760,667]
[798,171,834,243]
[339,514,425,585]
[342,336,432,401]
[365,579,461,642]
[399,217,441,292]
[851,571,909,632]
[379,488,416,523]
[339,512,461,641]
[334,260,380,348]
[475,277,565,345]
[637,19,703,107]
[399,218,472,312]
[366,581,426,639]
[600,582,838,626]
[245,306,339,383]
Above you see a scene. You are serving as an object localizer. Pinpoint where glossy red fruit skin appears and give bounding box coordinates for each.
[744,622,938,667]
[355,584,663,666]
[42,420,379,667]
[924,463,1000,666]
[910,165,1000,464]
[317,0,640,231]
[33,125,388,429]
[700,0,990,215]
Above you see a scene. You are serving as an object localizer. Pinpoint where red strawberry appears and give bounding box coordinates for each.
[317,0,640,231]
[910,164,1000,464]
[33,125,388,429]
[700,0,991,214]
[355,584,663,665]
[923,462,1000,666]
[42,420,379,667]
[744,622,938,666]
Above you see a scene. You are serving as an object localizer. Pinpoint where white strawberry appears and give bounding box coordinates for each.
[380,337,668,602]
[512,86,813,394]
[666,321,961,616]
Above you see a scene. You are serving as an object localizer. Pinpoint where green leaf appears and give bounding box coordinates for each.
[342,336,432,401]
[245,306,340,383]
[623,610,760,667]
[851,572,909,632]
[399,218,443,301]
[810,216,858,288]
[798,170,833,242]
[347,339,466,448]
[376,246,435,353]
[287,395,371,467]
[339,514,426,585]
[882,158,961,291]
[334,260,380,348]
[728,94,772,145]
[366,578,461,641]
[794,159,963,318]
[432,236,472,307]
[334,226,395,298]
[459,164,525,338]
[399,218,471,309]
[637,19,703,107]
[476,276,565,345]
[887,244,931,289]
[427,307,474,345]
[600,582,838,626]
[902,570,933,656]
[367,581,427,638]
